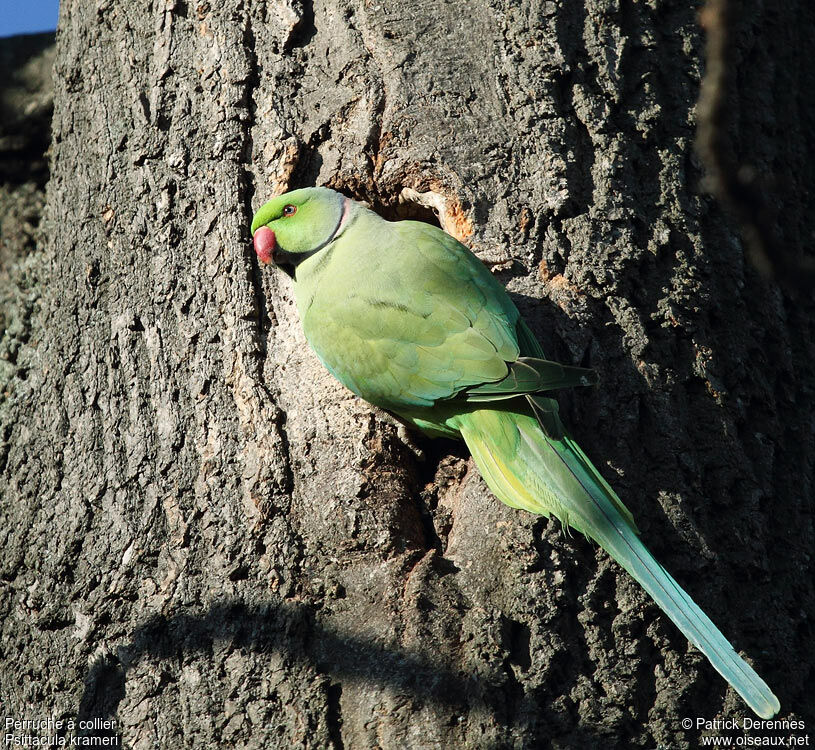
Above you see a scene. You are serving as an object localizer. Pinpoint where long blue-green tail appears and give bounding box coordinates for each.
[454,406,780,719]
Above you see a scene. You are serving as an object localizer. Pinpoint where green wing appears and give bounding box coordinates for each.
[302,218,594,411]
[463,357,597,401]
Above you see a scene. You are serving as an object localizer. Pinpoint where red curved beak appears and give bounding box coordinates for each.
[253,226,276,264]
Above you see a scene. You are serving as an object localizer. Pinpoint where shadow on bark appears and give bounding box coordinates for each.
[76,600,612,747]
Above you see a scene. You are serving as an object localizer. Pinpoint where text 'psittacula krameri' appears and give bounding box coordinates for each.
[251,186,779,719]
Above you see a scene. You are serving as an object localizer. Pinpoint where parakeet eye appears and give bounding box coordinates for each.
[283,204,297,217]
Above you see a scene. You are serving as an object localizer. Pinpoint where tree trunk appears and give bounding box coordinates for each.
[1,2,813,748]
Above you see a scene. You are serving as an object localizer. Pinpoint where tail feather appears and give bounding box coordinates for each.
[457,407,780,719]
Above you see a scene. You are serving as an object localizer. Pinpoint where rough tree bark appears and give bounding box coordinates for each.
[1,2,813,749]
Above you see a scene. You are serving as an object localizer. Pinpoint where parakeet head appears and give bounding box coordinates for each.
[251,187,350,276]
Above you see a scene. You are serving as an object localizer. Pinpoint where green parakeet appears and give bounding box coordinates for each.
[251,186,779,719]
